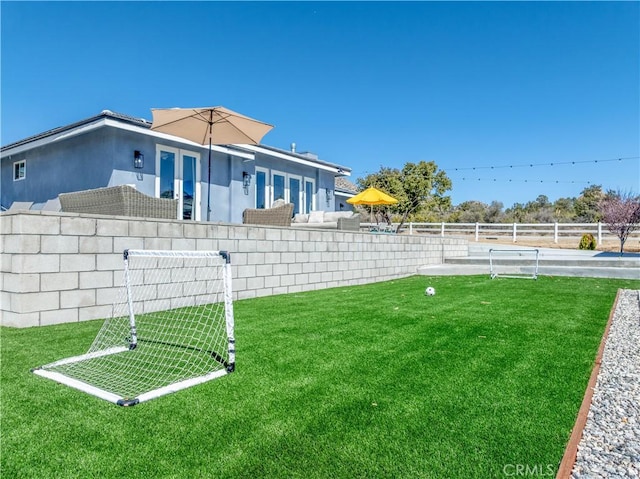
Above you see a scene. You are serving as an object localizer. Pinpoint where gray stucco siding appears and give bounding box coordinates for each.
[105,128,158,197]
[2,130,116,206]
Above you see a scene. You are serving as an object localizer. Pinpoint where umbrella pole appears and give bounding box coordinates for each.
[206,138,212,222]
[206,113,213,222]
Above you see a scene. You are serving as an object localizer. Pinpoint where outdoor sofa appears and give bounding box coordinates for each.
[242,202,294,227]
[291,211,361,231]
[59,185,178,219]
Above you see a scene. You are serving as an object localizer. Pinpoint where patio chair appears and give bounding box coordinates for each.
[337,213,361,231]
[242,203,294,227]
[369,223,396,234]
[59,185,178,219]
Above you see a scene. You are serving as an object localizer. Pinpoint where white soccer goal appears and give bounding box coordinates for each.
[489,248,539,280]
[32,249,235,406]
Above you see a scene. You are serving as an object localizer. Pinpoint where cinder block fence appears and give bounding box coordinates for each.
[0,211,468,328]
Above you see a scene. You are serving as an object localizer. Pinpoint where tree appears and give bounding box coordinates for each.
[505,203,527,222]
[485,201,505,223]
[357,166,403,224]
[599,190,640,255]
[574,185,605,222]
[448,200,504,223]
[359,161,452,232]
[552,197,575,222]
[518,195,554,222]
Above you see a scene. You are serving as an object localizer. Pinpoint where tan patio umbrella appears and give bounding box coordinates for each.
[346,186,398,222]
[151,106,274,221]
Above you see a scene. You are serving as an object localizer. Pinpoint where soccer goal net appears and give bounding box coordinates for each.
[489,248,539,280]
[32,249,235,406]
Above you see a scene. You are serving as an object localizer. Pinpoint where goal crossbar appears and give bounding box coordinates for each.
[489,248,539,280]
[32,249,235,406]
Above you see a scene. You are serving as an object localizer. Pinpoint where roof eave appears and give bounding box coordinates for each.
[1,110,153,157]
[239,144,351,175]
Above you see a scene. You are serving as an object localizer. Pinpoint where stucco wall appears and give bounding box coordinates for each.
[0,211,468,328]
[1,129,116,206]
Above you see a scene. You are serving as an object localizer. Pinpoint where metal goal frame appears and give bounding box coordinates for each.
[489,248,539,280]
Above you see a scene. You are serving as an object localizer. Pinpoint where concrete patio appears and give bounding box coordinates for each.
[418,243,640,280]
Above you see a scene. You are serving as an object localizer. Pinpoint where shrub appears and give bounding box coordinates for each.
[578,233,597,250]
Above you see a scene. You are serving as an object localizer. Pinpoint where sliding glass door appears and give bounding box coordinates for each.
[304,178,315,213]
[289,175,301,215]
[181,154,197,220]
[157,146,201,220]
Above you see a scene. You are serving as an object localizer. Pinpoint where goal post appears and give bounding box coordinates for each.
[489,248,539,280]
[32,249,236,406]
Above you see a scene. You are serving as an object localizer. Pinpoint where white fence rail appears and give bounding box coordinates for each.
[379,222,640,245]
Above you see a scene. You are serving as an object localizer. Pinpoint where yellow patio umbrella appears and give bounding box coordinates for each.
[346,186,398,222]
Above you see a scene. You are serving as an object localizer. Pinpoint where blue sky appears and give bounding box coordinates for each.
[2,1,638,207]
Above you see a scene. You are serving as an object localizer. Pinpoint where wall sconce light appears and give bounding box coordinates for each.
[243,171,251,188]
[242,171,251,195]
[134,150,144,169]
[326,189,333,203]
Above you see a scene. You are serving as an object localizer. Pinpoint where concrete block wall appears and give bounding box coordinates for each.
[0,211,468,328]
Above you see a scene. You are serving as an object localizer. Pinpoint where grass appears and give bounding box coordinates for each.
[2,275,639,478]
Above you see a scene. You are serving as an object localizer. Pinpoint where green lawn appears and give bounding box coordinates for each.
[2,275,638,478]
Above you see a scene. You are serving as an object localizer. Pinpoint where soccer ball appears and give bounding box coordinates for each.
[425,286,436,296]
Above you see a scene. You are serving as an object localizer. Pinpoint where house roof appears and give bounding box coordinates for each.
[1,110,352,176]
[335,177,358,195]
[0,110,151,152]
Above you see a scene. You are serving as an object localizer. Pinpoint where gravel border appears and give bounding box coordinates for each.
[570,289,640,479]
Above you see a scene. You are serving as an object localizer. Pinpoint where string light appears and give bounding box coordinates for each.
[353,156,638,186]
[451,156,638,172]
[450,177,593,184]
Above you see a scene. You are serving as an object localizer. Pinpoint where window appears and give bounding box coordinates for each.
[304,178,315,213]
[13,160,26,181]
[289,175,302,215]
[158,150,176,199]
[256,169,316,212]
[272,171,286,202]
[255,168,268,208]
[182,154,197,220]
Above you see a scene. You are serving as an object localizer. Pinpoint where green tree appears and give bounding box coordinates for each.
[552,197,575,222]
[485,201,505,223]
[515,195,554,222]
[505,203,527,222]
[357,167,403,223]
[450,201,489,223]
[359,161,452,232]
[574,185,605,222]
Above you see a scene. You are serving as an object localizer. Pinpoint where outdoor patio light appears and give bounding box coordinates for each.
[326,189,333,203]
[242,171,251,188]
[134,150,144,169]
[242,171,251,195]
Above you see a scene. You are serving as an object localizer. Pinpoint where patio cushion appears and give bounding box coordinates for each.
[308,211,325,223]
